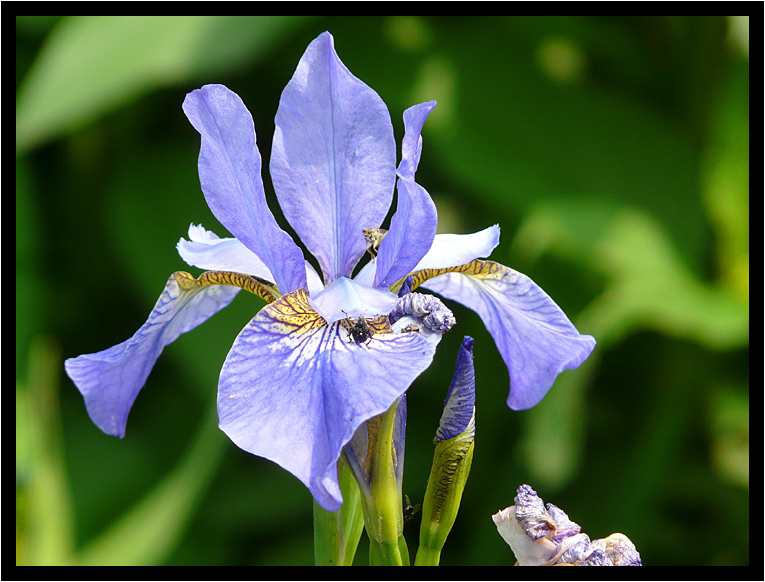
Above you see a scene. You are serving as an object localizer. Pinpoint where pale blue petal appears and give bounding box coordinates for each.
[309,276,398,323]
[422,265,595,409]
[352,259,377,287]
[374,178,438,289]
[177,224,273,279]
[177,224,324,296]
[304,261,325,296]
[270,31,396,284]
[374,102,438,288]
[183,84,306,294]
[217,289,435,511]
[413,225,501,271]
[65,273,240,437]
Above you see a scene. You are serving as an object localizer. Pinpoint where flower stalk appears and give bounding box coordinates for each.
[312,458,364,566]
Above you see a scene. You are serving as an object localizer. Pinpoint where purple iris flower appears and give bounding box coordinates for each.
[65,32,595,511]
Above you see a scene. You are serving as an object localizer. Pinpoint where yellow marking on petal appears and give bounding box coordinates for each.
[262,288,327,336]
[390,259,505,294]
[173,270,281,303]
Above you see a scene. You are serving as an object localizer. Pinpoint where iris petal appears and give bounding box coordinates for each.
[374,102,438,289]
[397,101,436,181]
[177,224,325,296]
[310,276,398,323]
[64,272,240,437]
[373,179,436,288]
[270,31,396,284]
[413,225,501,271]
[217,288,435,511]
[435,336,475,442]
[421,261,596,409]
[177,224,274,279]
[183,84,306,294]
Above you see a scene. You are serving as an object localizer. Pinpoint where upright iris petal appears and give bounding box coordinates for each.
[373,102,439,289]
[271,31,396,284]
[183,85,306,294]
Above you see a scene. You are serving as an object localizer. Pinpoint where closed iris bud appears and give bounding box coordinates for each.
[415,337,475,565]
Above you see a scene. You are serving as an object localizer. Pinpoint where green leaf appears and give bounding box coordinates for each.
[15,158,44,377]
[708,385,749,488]
[421,18,707,266]
[16,16,308,153]
[520,356,595,489]
[700,59,749,303]
[582,208,749,349]
[16,337,76,566]
[76,402,226,566]
[515,202,747,487]
[513,201,749,349]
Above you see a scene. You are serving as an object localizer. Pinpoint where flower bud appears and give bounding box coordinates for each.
[415,337,475,565]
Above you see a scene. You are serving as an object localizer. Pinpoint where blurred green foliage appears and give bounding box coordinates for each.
[16,16,748,566]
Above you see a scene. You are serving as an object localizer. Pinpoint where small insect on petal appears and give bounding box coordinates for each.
[363,227,388,258]
[342,310,375,347]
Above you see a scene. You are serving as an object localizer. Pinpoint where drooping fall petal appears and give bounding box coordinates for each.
[421,261,595,409]
[217,289,435,510]
[65,272,241,437]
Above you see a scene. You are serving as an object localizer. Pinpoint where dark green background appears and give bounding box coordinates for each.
[16,16,749,566]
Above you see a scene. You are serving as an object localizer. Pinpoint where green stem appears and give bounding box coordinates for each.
[313,458,364,565]
[413,543,441,566]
